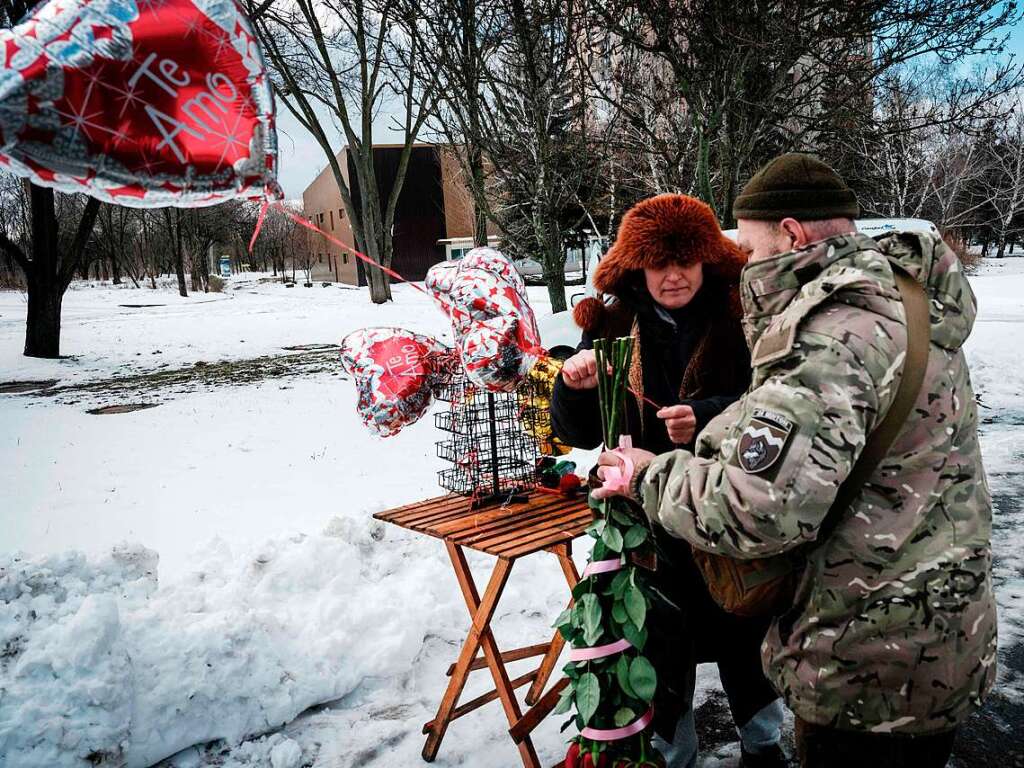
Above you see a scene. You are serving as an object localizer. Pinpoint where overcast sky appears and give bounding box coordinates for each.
[275,105,408,202]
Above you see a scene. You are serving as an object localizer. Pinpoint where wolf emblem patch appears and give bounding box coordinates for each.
[737,409,794,474]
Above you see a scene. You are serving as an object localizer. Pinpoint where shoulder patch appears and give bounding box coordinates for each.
[751,322,797,366]
[737,409,794,474]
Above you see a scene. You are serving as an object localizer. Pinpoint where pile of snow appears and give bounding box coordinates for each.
[0,518,476,767]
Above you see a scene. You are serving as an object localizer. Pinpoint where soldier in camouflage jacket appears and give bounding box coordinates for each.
[595,154,997,766]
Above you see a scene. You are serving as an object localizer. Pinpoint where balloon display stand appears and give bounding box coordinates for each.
[434,373,541,508]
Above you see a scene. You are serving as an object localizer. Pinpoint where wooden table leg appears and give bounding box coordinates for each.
[422,545,514,762]
[526,542,581,706]
[423,543,541,768]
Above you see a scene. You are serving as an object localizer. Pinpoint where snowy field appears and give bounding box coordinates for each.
[1,262,1023,767]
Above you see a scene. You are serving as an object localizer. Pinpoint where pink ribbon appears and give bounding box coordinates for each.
[568,637,633,662]
[599,435,635,494]
[581,706,655,741]
[582,558,624,578]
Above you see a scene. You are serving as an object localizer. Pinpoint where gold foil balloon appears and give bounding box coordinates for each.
[521,356,571,456]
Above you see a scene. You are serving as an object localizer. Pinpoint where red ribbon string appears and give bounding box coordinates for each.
[250,200,471,324]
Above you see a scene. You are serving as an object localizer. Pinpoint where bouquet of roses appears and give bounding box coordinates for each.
[553,337,664,768]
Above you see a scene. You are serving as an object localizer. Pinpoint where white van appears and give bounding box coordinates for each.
[537,217,940,351]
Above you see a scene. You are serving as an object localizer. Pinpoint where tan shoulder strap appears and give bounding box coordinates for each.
[814,264,931,544]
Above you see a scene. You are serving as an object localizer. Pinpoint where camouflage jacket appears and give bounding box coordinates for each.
[638,231,997,734]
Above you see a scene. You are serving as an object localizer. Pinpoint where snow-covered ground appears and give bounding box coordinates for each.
[1,261,1023,767]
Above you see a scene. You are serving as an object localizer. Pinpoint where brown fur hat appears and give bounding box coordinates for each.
[574,194,748,332]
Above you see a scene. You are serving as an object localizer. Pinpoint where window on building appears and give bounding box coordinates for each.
[329,210,334,229]
[318,252,323,263]
[450,246,469,261]
[338,208,344,220]
[343,254,348,265]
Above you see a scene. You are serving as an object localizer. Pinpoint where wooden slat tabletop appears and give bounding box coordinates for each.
[374,493,591,556]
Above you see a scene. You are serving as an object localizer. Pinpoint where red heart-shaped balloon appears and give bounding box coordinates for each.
[340,327,456,437]
[0,0,279,206]
[425,247,541,392]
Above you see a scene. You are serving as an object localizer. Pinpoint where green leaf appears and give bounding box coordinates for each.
[611,600,628,624]
[623,524,649,549]
[610,507,634,527]
[628,655,657,703]
[615,654,637,699]
[552,608,572,630]
[553,685,574,715]
[621,619,648,651]
[580,593,603,646]
[601,524,624,553]
[624,583,647,629]
[610,570,630,599]
[575,672,601,725]
[586,519,606,539]
[614,707,636,727]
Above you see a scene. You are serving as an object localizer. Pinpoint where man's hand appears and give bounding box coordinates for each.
[658,404,697,445]
[561,349,601,390]
[592,446,656,500]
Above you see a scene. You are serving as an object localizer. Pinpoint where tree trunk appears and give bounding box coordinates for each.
[366,237,393,307]
[543,230,567,313]
[24,279,62,357]
[174,211,187,297]
[19,186,97,357]
[111,253,121,285]
[471,150,489,247]
[22,186,62,358]
[997,238,1006,258]
[367,265,391,303]
[190,255,202,292]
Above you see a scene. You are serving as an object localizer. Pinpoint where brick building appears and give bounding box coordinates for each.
[301,144,497,286]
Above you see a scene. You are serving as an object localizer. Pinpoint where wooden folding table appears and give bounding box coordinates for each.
[374,492,591,767]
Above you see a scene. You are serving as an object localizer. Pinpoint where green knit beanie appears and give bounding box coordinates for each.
[732,153,859,221]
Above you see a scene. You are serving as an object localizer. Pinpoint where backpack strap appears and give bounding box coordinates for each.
[812,263,931,545]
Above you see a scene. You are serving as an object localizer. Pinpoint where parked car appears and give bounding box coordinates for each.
[537,217,939,351]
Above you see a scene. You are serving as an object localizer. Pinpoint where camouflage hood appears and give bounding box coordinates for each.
[740,231,978,356]
[874,230,976,352]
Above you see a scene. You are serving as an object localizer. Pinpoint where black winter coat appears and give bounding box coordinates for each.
[550,279,749,455]
[548,279,778,737]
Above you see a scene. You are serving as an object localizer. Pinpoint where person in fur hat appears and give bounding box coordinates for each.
[550,194,787,768]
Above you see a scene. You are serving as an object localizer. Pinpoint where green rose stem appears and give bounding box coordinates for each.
[554,337,662,768]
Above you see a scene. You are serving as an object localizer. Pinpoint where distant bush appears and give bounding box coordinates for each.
[207,274,225,292]
[943,230,980,273]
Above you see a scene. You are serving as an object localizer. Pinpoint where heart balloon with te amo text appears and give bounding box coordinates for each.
[340,328,459,438]
[0,0,279,206]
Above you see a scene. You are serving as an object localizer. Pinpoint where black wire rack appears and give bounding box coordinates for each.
[434,372,545,507]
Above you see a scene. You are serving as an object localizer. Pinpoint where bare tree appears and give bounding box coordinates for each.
[977,102,1024,257]
[250,0,432,303]
[408,0,502,247]
[590,0,1024,226]
[0,0,104,357]
[412,0,594,312]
